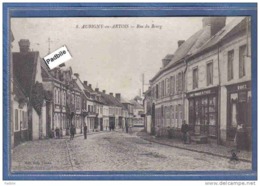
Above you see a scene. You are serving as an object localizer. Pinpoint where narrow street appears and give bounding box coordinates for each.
[12,129,251,172]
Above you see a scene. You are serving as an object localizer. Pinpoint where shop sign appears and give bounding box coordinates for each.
[227,81,251,92]
[187,88,217,98]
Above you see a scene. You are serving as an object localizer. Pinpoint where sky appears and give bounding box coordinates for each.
[11,17,232,99]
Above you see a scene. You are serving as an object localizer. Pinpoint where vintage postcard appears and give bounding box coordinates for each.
[2,3,257,181]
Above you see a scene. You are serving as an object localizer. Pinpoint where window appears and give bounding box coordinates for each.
[207,62,213,85]
[161,80,165,97]
[15,109,18,131]
[156,84,159,99]
[239,45,246,78]
[161,105,164,117]
[193,67,198,89]
[170,76,173,95]
[57,89,60,104]
[23,111,28,129]
[54,88,57,103]
[176,75,179,94]
[227,50,234,81]
[166,78,170,96]
[179,105,183,126]
[172,76,175,95]
[178,72,183,93]
[22,111,25,129]
[20,110,22,129]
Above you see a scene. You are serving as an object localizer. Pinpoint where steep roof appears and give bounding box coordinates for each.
[130,99,143,109]
[150,26,210,82]
[100,93,124,108]
[13,77,28,102]
[190,17,246,58]
[41,59,54,80]
[13,51,39,97]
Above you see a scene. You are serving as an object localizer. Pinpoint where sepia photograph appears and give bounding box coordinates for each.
[3,3,257,181]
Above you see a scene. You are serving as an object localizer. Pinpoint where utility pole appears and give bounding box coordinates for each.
[47,37,53,54]
[142,73,144,96]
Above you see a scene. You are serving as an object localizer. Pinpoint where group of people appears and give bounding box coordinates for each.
[70,123,88,140]
[180,121,248,151]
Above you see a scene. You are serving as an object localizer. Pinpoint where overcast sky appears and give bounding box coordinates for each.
[11,17,233,99]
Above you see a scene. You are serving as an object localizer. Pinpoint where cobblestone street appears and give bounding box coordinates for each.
[12,130,252,172]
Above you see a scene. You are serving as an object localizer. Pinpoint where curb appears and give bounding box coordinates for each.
[138,133,252,163]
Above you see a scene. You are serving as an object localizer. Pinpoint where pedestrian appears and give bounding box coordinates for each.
[55,127,60,139]
[234,123,248,150]
[60,127,63,138]
[51,128,55,138]
[181,120,189,144]
[70,125,75,140]
[84,124,87,139]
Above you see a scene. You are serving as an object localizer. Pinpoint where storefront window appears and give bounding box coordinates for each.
[188,94,218,137]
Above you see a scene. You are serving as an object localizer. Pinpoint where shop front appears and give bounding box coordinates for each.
[187,87,218,138]
[226,81,251,150]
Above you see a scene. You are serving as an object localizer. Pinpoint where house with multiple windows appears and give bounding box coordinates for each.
[147,17,251,147]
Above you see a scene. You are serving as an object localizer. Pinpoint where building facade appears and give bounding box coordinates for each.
[148,17,252,148]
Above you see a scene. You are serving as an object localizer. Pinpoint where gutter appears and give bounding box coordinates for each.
[217,43,221,145]
[182,58,188,122]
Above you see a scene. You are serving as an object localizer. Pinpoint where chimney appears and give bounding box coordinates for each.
[162,54,174,67]
[102,90,106,94]
[115,93,121,101]
[89,84,92,89]
[202,17,226,37]
[83,81,88,86]
[178,40,185,47]
[109,93,113,97]
[74,73,79,78]
[95,88,99,92]
[18,39,30,53]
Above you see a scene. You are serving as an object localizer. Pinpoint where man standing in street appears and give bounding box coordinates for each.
[84,123,87,140]
[70,125,75,140]
[181,120,189,144]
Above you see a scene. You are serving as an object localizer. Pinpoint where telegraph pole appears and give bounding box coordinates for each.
[142,73,144,96]
[47,37,53,54]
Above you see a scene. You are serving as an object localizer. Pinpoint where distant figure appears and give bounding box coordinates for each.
[84,124,88,139]
[230,149,240,162]
[70,125,75,140]
[51,128,55,138]
[60,127,63,138]
[181,120,189,144]
[234,123,248,150]
[126,123,128,133]
[55,127,60,139]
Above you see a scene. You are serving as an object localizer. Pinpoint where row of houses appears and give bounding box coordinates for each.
[144,17,252,149]
[10,36,144,148]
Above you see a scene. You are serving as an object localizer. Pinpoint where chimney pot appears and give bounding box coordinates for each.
[102,90,106,94]
[83,81,88,86]
[178,40,185,47]
[115,93,121,101]
[74,73,79,78]
[202,17,226,36]
[95,88,99,92]
[18,39,30,53]
[109,93,113,96]
[89,84,92,88]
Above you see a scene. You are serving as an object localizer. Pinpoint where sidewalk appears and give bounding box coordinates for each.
[137,131,252,163]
